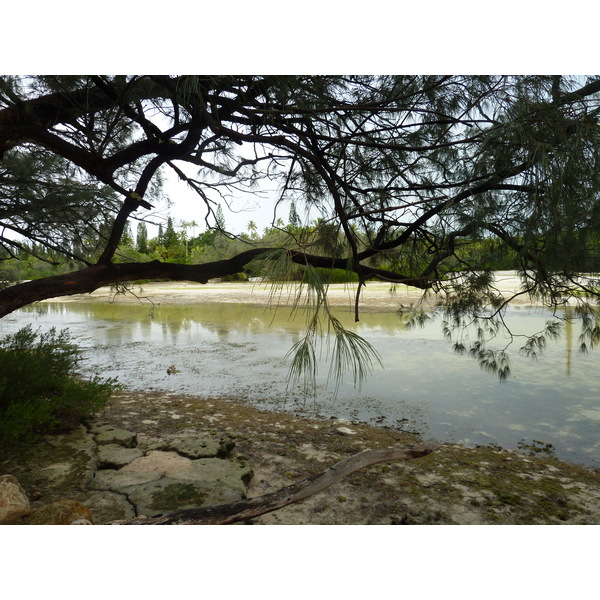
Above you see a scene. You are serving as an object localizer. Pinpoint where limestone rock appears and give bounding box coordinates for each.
[171,458,253,488]
[97,444,144,469]
[2,423,255,524]
[47,425,97,455]
[80,490,136,524]
[88,422,115,435]
[120,450,193,475]
[166,437,224,459]
[140,435,235,458]
[91,469,162,492]
[126,479,214,516]
[43,426,99,476]
[117,458,252,517]
[132,477,236,516]
[93,425,138,448]
[22,499,92,525]
[0,474,30,524]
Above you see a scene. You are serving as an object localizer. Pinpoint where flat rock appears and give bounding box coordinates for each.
[47,425,97,451]
[88,423,117,435]
[126,479,214,516]
[97,444,144,469]
[2,424,255,524]
[120,451,193,475]
[80,490,136,524]
[128,459,251,516]
[44,425,98,474]
[93,425,137,448]
[165,437,224,459]
[91,469,162,492]
[171,458,253,488]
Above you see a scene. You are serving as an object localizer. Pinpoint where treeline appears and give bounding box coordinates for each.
[0,214,557,286]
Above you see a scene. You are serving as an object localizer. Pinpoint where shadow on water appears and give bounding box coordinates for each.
[5,300,600,468]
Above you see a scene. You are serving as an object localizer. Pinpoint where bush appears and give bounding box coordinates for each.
[223,272,249,282]
[0,326,119,448]
[301,267,360,284]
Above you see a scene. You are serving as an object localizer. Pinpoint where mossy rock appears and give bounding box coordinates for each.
[97,444,144,469]
[127,459,253,516]
[93,426,137,448]
[148,483,210,513]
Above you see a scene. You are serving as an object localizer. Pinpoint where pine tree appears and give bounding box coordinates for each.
[288,201,300,228]
[136,222,149,254]
[216,205,226,230]
[163,217,179,249]
[2,75,600,378]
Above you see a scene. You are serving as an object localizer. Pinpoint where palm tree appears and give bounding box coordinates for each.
[247,220,258,239]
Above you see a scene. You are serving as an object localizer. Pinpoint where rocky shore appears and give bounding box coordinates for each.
[0,417,251,525]
[2,389,599,525]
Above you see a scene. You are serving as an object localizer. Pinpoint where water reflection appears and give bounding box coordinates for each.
[4,300,600,468]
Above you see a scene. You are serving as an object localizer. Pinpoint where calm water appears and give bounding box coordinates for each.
[2,300,599,467]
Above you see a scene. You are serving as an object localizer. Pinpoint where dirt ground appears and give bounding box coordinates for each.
[34,279,600,525]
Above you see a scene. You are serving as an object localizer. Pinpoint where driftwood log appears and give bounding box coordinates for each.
[118,441,438,525]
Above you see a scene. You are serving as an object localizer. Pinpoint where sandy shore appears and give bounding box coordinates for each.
[48,270,531,311]
[50,280,424,309]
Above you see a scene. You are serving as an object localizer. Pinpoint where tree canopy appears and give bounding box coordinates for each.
[1,75,600,379]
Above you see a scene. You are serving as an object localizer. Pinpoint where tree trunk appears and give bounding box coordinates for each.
[116,441,438,525]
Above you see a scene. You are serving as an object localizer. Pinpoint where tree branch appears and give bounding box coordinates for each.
[0,247,432,317]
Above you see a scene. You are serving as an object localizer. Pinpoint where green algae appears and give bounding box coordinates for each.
[148,483,209,513]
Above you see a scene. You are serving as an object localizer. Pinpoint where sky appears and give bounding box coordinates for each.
[7,2,599,74]
[7,3,599,239]
[161,163,282,237]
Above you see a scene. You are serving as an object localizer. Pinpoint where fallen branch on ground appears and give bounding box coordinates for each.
[117,441,438,525]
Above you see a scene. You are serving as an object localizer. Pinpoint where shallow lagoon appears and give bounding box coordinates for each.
[3,300,599,467]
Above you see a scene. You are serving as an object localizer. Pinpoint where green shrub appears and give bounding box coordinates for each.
[301,267,359,284]
[223,272,249,282]
[0,325,119,448]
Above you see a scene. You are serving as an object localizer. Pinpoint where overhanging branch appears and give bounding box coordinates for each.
[0,247,432,318]
[0,249,268,317]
